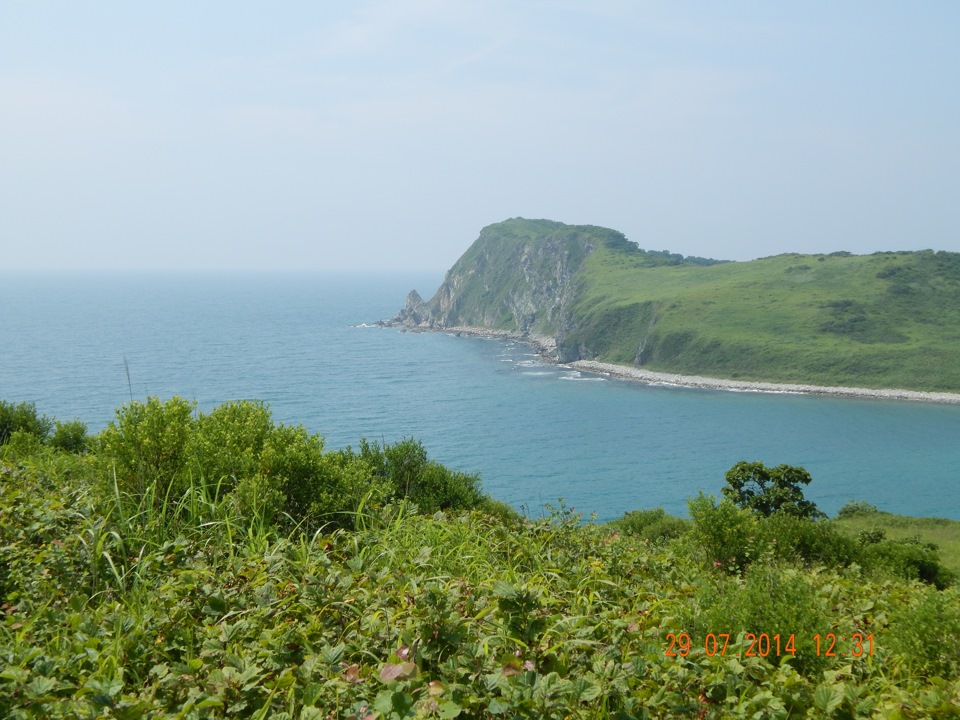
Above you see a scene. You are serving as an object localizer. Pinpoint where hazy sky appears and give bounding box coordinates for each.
[2,2,959,272]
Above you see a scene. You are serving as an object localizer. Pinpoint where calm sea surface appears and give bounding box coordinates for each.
[2,272,959,521]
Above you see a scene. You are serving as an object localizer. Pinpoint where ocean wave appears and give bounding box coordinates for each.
[559,372,606,382]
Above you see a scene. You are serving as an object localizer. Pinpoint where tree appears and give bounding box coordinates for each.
[722,461,825,519]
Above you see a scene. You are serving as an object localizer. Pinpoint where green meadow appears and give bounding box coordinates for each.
[2,398,960,718]
[568,242,960,391]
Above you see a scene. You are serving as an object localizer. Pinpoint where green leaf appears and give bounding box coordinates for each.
[26,675,58,697]
[0,667,29,684]
[571,676,602,702]
[373,690,396,714]
[438,701,462,719]
[488,697,511,715]
[321,642,346,665]
[86,676,124,698]
[813,683,845,714]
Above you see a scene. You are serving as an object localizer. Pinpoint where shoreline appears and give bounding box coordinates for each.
[568,360,960,404]
[389,323,960,404]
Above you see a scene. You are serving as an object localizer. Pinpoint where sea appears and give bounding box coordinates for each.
[3,272,960,522]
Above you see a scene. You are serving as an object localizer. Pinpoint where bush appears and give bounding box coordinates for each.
[858,527,886,545]
[258,423,330,529]
[407,462,483,514]
[688,493,761,573]
[757,513,858,568]
[692,565,833,677]
[887,587,960,679]
[0,429,45,459]
[836,499,879,518]
[98,396,197,507]
[476,496,522,524]
[610,507,690,544]
[192,400,273,496]
[0,400,52,445]
[50,420,89,454]
[346,438,485,514]
[861,537,955,589]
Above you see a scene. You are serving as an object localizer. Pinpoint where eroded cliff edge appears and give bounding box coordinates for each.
[383,218,619,361]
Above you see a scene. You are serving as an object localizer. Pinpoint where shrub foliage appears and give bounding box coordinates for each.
[1,400,958,718]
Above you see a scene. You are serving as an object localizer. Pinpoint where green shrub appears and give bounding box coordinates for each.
[758,513,858,568]
[0,429,45,459]
[229,471,285,530]
[192,399,273,496]
[688,493,761,573]
[861,537,955,589]
[693,565,833,677]
[610,507,690,544]
[0,400,52,445]
[50,419,89,454]
[406,462,483,513]
[887,587,960,679]
[258,423,330,529]
[836,499,879,518]
[476,496,522,524]
[722,461,825,519]
[858,527,887,545]
[98,396,197,510]
[345,438,485,514]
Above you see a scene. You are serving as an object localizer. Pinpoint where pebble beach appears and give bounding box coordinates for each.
[431,325,960,404]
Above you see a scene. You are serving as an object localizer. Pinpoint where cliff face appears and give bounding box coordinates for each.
[388,218,620,357]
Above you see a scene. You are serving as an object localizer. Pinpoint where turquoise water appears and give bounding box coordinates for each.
[3,272,960,521]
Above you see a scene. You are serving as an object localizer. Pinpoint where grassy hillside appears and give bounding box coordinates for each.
[3,399,960,718]
[405,219,960,392]
[567,243,960,390]
[833,503,960,575]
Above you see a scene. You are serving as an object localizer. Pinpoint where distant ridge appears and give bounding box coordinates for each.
[385,218,960,392]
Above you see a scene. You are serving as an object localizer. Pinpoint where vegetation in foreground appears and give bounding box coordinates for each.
[2,398,960,719]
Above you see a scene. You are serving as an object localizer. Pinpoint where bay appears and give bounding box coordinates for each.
[2,272,959,521]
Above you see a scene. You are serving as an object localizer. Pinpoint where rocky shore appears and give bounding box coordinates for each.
[568,360,960,404]
[384,322,960,404]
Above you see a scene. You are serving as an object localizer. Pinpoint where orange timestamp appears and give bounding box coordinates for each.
[664,632,875,659]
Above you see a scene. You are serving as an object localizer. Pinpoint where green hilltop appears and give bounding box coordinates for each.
[393,218,960,392]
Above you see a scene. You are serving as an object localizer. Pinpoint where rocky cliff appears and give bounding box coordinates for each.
[386,218,624,356]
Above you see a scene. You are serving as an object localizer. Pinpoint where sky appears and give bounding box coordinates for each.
[2,1,959,272]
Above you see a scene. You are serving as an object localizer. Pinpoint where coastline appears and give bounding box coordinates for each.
[568,360,960,404]
[392,323,960,404]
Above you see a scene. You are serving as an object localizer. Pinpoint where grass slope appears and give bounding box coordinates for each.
[834,508,960,575]
[567,242,960,391]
